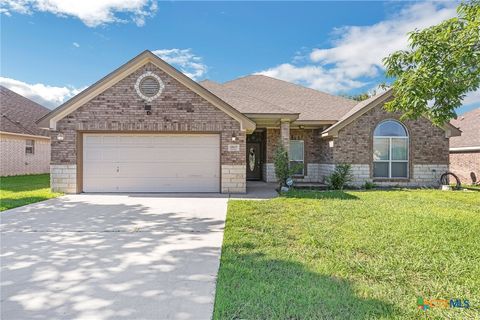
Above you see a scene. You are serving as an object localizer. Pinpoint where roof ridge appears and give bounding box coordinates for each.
[209,81,296,114]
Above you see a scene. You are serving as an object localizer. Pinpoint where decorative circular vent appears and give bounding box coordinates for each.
[135,71,164,101]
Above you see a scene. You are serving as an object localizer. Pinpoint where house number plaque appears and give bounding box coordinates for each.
[227,144,240,152]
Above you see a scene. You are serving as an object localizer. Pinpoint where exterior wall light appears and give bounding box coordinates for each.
[231,133,237,142]
[57,133,64,141]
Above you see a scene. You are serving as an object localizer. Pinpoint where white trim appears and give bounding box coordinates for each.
[450,146,480,152]
[0,131,50,140]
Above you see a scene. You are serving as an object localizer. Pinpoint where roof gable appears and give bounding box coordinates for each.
[38,50,256,132]
[0,86,50,137]
[322,89,461,138]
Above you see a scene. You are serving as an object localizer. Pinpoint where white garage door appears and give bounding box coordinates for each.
[83,134,220,192]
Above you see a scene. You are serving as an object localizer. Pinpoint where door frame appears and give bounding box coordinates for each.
[76,130,222,193]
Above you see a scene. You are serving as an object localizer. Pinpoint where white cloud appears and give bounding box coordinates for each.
[463,89,480,106]
[73,42,80,48]
[257,2,457,94]
[0,76,84,108]
[152,48,207,80]
[0,0,158,27]
[258,63,364,93]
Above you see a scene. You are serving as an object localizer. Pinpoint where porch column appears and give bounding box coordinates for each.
[280,119,290,151]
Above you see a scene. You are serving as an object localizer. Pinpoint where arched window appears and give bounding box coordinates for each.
[373,120,409,178]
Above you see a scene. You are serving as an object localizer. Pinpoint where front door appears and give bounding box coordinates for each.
[246,142,261,180]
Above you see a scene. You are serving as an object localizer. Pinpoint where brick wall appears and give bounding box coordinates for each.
[449,151,480,184]
[0,134,50,176]
[51,62,246,193]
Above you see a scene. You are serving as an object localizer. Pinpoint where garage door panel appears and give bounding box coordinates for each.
[83,177,219,193]
[83,134,220,193]
[114,163,220,178]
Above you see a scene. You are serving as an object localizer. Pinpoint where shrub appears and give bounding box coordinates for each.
[273,141,303,187]
[364,181,376,190]
[326,164,353,190]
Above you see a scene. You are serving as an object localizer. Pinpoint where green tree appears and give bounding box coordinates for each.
[383,0,480,125]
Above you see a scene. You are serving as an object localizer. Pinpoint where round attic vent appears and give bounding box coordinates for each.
[135,71,164,101]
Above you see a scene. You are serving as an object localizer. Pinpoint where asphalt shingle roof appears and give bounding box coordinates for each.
[200,80,295,115]
[0,86,50,137]
[202,75,357,121]
[450,108,480,148]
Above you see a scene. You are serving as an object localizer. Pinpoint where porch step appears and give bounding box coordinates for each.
[293,182,328,190]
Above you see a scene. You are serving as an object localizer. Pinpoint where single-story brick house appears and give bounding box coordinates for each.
[449,108,479,185]
[1,86,51,176]
[37,50,461,193]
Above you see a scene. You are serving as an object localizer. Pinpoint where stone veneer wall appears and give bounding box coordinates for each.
[0,134,50,176]
[449,151,480,185]
[221,165,247,193]
[51,62,246,193]
[51,165,77,193]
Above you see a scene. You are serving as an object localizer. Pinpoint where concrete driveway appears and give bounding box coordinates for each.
[0,194,228,320]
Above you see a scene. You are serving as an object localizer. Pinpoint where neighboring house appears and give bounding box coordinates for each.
[0,86,50,176]
[37,50,460,193]
[449,108,480,185]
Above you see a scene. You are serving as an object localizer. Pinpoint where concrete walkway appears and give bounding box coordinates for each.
[1,194,228,320]
[231,181,278,200]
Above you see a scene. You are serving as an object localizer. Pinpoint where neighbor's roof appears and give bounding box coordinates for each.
[219,75,357,121]
[450,108,480,149]
[0,86,50,137]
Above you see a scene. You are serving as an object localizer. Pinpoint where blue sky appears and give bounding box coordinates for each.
[1,1,478,115]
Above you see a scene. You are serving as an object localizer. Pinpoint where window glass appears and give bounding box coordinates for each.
[25,140,35,154]
[392,138,408,160]
[289,141,304,161]
[289,161,304,175]
[373,120,407,136]
[373,138,389,161]
[373,162,389,177]
[391,162,408,178]
[289,140,304,175]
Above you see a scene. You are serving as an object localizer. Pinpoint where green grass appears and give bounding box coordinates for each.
[464,185,480,191]
[0,174,61,211]
[214,189,480,319]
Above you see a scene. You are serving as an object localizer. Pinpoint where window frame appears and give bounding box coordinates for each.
[372,120,409,179]
[289,140,305,176]
[25,139,35,155]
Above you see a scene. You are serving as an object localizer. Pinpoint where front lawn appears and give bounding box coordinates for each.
[214,189,480,319]
[0,174,61,211]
